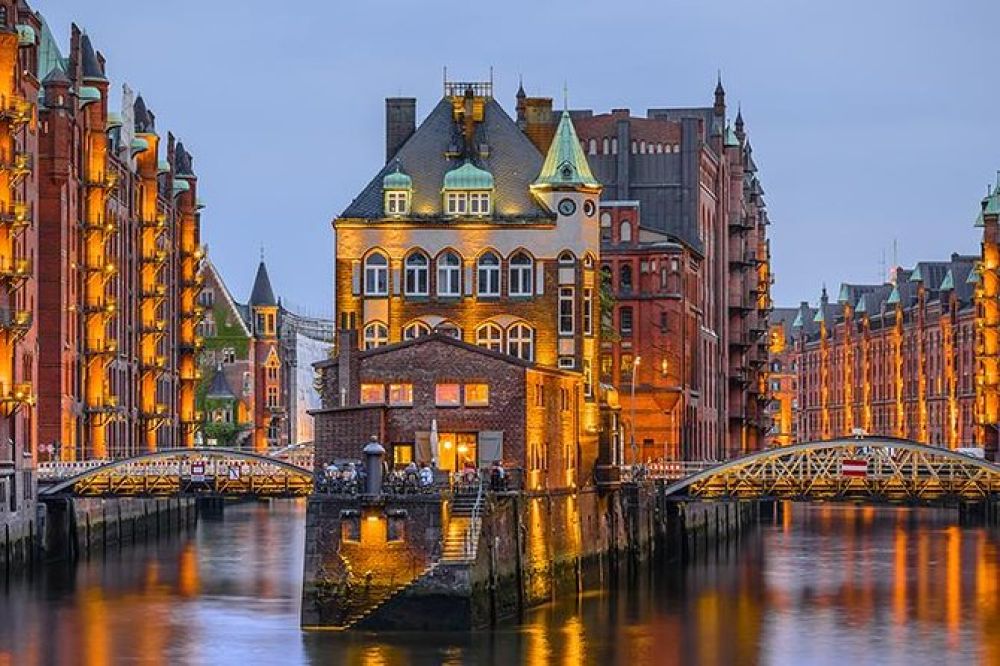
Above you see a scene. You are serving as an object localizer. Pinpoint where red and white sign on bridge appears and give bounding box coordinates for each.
[840,459,868,478]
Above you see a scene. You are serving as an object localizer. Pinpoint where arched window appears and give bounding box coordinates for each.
[476,323,503,352]
[403,321,431,340]
[619,220,632,243]
[477,251,500,297]
[588,138,597,155]
[620,264,633,292]
[364,252,388,296]
[363,321,388,349]
[558,251,576,266]
[404,252,428,296]
[0,7,7,27]
[507,323,534,361]
[630,140,637,154]
[656,143,663,154]
[602,137,609,154]
[611,138,618,155]
[509,252,533,297]
[435,321,462,339]
[639,141,646,154]
[436,251,462,297]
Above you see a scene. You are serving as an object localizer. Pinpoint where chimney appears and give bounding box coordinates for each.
[385,97,416,163]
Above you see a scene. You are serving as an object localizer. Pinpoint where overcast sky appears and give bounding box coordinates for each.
[39,0,1000,315]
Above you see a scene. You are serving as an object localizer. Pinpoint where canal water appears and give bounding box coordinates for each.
[0,501,996,665]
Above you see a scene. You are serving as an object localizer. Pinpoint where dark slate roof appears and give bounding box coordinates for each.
[837,283,881,307]
[79,33,105,81]
[134,95,154,133]
[249,261,277,307]
[206,367,237,401]
[341,97,550,221]
[771,307,799,338]
[174,141,194,176]
[42,61,69,85]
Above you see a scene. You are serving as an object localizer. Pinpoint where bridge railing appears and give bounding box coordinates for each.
[38,459,109,480]
[623,460,718,482]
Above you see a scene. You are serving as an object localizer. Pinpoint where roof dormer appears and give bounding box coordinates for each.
[442,161,494,217]
[383,163,412,217]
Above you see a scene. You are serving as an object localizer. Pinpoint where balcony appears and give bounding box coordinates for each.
[83,297,117,315]
[141,404,169,420]
[140,249,168,265]
[141,214,167,231]
[80,215,117,235]
[180,272,205,288]
[0,258,31,285]
[0,151,32,182]
[0,382,33,416]
[85,394,118,413]
[0,308,31,338]
[140,284,166,299]
[0,94,33,126]
[181,410,205,426]
[85,171,118,190]
[0,203,31,230]
[84,338,118,356]
[141,355,167,372]
[140,320,167,335]
[83,259,116,276]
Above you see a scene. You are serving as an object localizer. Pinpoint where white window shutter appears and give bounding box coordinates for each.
[351,261,361,295]
[392,267,401,295]
[535,261,544,295]
[477,431,503,466]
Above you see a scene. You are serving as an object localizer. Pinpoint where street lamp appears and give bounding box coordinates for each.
[631,356,641,466]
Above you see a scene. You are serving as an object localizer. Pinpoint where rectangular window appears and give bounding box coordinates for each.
[266,385,279,408]
[385,191,408,215]
[223,348,235,364]
[583,359,593,397]
[360,383,385,404]
[435,383,461,406]
[620,307,633,337]
[446,192,467,215]
[267,365,278,382]
[469,192,490,215]
[559,287,574,335]
[388,383,413,405]
[583,288,593,336]
[393,443,414,465]
[464,383,489,407]
[600,354,613,381]
[558,357,575,369]
[621,353,633,381]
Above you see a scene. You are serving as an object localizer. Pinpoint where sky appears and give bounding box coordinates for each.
[38,0,1000,315]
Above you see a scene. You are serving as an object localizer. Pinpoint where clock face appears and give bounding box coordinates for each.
[558,198,577,216]
[583,199,596,217]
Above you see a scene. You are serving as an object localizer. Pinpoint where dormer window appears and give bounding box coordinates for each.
[382,164,412,217]
[442,161,494,218]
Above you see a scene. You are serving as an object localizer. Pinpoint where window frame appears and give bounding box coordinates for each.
[388,383,413,406]
[475,323,503,352]
[436,251,462,297]
[434,383,462,407]
[507,323,534,361]
[403,321,431,340]
[509,251,533,297]
[464,383,490,407]
[559,286,575,336]
[404,252,429,296]
[363,321,389,349]
[360,383,386,405]
[477,251,501,297]
[364,252,389,296]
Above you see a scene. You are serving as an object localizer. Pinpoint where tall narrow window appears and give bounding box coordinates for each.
[437,251,462,297]
[477,252,500,297]
[583,288,593,336]
[620,264,633,293]
[404,253,428,296]
[363,322,389,349]
[619,220,632,243]
[588,138,597,155]
[364,253,388,296]
[507,323,534,361]
[583,359,593,398]
[559,287,574,335]
[509,252,533,297]
[620,307,633,337]
[476,323,503,352]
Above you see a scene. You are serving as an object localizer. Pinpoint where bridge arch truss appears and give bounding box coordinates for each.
[39,448,314,498]
[660,438,1000,504]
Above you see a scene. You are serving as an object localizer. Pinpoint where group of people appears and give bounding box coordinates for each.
[318,458,511,493]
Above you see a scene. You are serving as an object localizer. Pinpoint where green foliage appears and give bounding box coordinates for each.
[201,304,250,358]
[599,275,619,342]
[202,420,251,447]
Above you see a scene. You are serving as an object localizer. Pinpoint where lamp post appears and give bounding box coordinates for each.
[630,356,641,466]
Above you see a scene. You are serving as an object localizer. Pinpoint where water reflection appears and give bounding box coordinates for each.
[0,502,996,666]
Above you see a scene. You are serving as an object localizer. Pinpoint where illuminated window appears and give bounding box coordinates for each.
[477,252,500,296]
[559,287,575,335]
[404,252,429,295]
[464,383,489,406]
[403,321,431,340]
[509,252,533,297]
[364,252,389,296]
[360,383,384,404]
[363,321,388,349]
[476,323,503,352]
[437,251,462,297]
[435,383,461,406]
[469,192,491,215]
[385,190,409,215]
[507,323,534,361]
[583,359,593,397]
[583,288,593,336]
[621,353,634,381]
[600,354,613,380]
[388,383,413,405]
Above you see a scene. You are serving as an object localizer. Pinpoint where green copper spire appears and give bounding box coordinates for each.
[813,307,825,323]
[967,264,981,284]
[976,172,1000,227]
[887,285,901,305]
[533,110,600,189]
[792,311,804,328]
[909,265,923,282]
[855,294,868,314]
[939,269,954,291]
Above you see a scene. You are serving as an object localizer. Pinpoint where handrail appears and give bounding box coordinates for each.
[466,473,485,558]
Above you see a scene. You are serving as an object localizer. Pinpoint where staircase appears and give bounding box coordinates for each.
[337,562,439,630]
[441,484,483,563]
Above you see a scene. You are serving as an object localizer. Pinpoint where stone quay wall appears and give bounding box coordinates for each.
[301,483,758,630]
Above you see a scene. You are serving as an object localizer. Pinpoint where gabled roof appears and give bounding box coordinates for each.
[249,260,277,307]
[205,366,237,401]
[340,97,550,220]
[202,259,252,337]
[532,110,600,189]
[80,33,106,82]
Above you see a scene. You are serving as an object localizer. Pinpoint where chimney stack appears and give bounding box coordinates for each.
[385,98,416,163]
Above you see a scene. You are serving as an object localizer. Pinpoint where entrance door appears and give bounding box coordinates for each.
[436,433,478,471]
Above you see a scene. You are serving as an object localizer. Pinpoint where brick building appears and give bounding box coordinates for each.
[974,175,1000,461]
[785,255,979,450]
[516,80,773,460]
[765,307,799,447]
[197,257,333,451]
[319,79,621,485]
[33,20,203,461]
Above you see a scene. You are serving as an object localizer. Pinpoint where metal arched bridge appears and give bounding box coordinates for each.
[654,437,1000,504]
[38,448,313,498]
